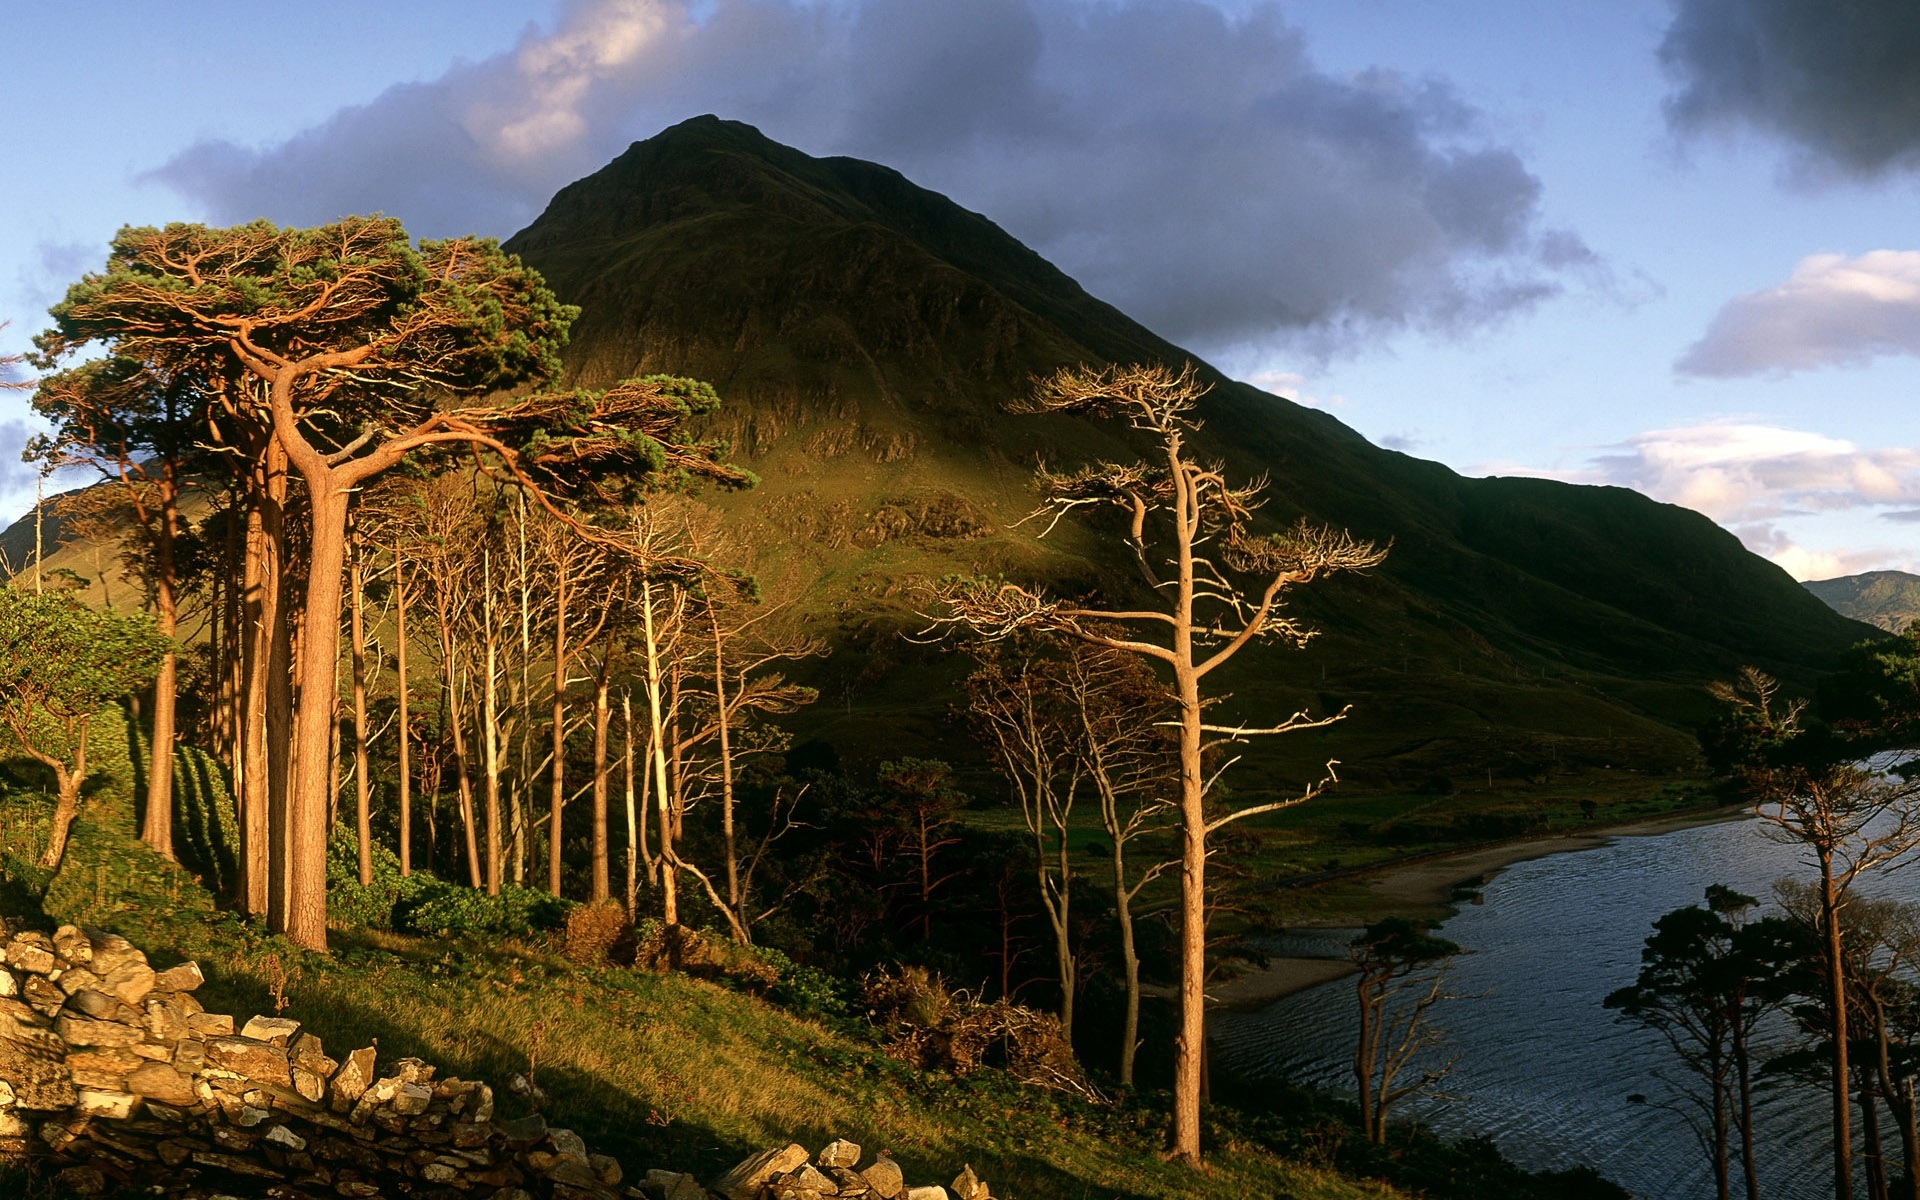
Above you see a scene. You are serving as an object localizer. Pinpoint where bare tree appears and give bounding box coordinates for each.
[930,362,1385,1163]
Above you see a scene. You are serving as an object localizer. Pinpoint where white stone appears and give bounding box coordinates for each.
[239,1015,300,1043]
[75,1089,139,1119]
[263,1124,307,1151]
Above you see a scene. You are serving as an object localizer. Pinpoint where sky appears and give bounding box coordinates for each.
[6,0,1920,581]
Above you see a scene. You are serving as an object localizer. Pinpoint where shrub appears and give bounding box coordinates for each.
[561,900,630,965]
[630,920,849,1018]
[326,830,572,940]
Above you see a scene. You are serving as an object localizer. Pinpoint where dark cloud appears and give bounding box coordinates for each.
[1661,0,1920,177]
[146,0,1586,357]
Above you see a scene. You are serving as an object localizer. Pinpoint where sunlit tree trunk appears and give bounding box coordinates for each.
[483,554,503,897]
[623,691,639,916]
[31,734,88,871]
[591,642,613,904]
[393,546,412,876]
[431,579,483,890]
[641,578,677,925]
[712,605,741,924]
[548,562,570,897]
[349,517,373,886]
[140,463,182,860]
[1822,846,1854,1200]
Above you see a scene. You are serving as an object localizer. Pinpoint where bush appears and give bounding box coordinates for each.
[631,920,849,1018]
[561,900,631,965]
[859,965,1094,1098]
[327,830,572,939]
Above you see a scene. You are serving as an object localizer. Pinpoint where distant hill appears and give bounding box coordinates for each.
[494,115,1879,792]
[1805,570,1920,633]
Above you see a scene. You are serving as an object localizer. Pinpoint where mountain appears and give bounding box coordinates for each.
[5,116,1865,806]
[497,115,1882,794]
[1806,570,1920,633]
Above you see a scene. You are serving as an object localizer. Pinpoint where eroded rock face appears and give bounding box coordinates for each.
[0,923,1000,1200]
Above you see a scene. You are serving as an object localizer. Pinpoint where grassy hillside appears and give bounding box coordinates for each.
[0,727,1637,1200]
[501,115,1877,799]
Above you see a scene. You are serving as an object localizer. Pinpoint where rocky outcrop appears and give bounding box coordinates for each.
[0,926,997,1200]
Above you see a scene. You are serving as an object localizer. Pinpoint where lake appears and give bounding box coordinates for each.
[1210,815,1903,1199]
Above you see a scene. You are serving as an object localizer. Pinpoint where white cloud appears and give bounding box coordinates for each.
[1678,251,1920,377]
[144,0,1592,359]
[1244,368,1345,409]
[1493,418,1920,579]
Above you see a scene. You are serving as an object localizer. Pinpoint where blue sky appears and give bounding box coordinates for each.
[7,0,1920,581]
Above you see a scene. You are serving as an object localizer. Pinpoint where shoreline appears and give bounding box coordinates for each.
[1209,804,1752,1010]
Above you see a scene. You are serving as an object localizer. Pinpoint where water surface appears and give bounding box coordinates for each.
[1212,816,1898,1199]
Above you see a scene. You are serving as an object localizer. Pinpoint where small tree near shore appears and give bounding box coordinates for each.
[1350,917,1461,1145]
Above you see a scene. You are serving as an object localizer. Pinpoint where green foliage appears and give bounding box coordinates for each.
[325,829,572,939]
[35,219,577,410]
[400,880,571,940]
[752,943,850,1019]
[0,589,167,756]
[1352,917,1460,967]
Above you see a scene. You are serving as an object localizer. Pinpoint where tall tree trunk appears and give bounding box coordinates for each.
[1863,1069,1888,1200]
[641,579,677,925]
[393,547,412,876]
[247,446,292,922]
[1115,859,1142,1086]
[548,566,569,897]
[1354,971,1378,1143]
[275,472,349,950]
[483,553,502,897]
[590,643,613,904]
[140,468,181,860]
[1823,849,1854,1200]
[712,608,742,927]
[433,587,483,890]
[1171,664,1206,1160]
[1734,1009,1760,1200]
[350,519,373,886]
[624,691,639,916]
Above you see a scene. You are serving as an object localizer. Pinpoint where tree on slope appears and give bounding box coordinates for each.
[933,361,1386,1164]
[36,218,749,950]
[0,589,169,869]
[27,355,205,862]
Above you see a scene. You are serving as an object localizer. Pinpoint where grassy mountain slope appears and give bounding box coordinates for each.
[1806,569,1920,633]
[501,115,1876,795]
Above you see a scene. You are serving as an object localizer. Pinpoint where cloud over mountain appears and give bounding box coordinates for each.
[1661,0,1920,178]
[146,0,1587,357]
[1508,418,1920,578]
[1678,251,1920,377]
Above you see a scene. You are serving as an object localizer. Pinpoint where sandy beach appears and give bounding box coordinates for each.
[1209,805,1752,1010]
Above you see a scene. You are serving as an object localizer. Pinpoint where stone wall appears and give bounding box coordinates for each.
[0,925,995,1200]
